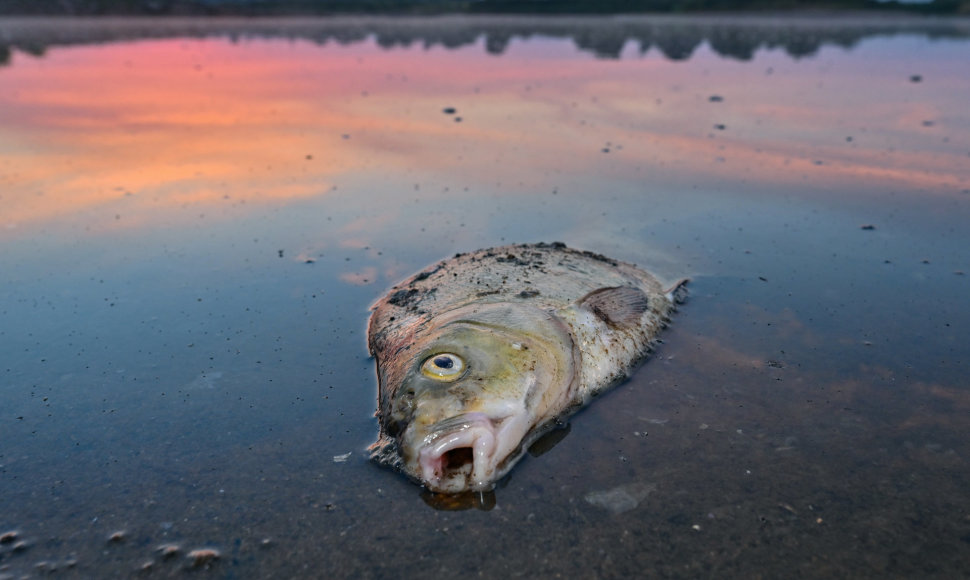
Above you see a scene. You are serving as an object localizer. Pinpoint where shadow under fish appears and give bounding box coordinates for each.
[367,242,686,494]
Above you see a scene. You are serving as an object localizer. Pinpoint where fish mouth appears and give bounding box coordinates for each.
[418,412,500,493]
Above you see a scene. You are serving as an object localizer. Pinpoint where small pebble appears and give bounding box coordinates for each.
[0,531,17,544]
[108,530,126,543]
[12,540,29,552]
[157,543,181,558]
[187,548,220,568]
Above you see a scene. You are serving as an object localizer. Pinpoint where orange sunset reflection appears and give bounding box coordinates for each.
[1,27,968,234]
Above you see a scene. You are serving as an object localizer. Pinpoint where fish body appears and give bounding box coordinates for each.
[367,242,683,494]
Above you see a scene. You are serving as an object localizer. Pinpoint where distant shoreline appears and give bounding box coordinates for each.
[1,0,967,17]
[3,13,968,65]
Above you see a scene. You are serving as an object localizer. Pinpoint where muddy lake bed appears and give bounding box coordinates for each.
[1,14,969,578]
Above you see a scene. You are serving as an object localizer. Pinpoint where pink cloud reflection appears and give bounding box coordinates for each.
[1,34,966,234]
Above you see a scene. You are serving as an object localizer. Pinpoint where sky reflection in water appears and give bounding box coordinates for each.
[2,20,967,239]
[1,16,969,578]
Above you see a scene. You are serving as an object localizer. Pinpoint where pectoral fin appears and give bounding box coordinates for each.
[578,286,650,328]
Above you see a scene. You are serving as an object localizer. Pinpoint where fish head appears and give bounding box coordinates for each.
[377,303,578,494]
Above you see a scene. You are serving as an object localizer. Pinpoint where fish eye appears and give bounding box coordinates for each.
[421,353,465,380]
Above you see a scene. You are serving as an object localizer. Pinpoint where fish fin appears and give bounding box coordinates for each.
[578,286,650,328]
[665,278,689,305]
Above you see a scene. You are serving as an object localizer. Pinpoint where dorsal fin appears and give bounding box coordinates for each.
[578,286,650,328]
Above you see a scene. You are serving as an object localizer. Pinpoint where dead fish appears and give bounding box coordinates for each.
[367,242,685,494]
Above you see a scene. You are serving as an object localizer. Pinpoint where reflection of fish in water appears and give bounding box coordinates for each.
[367,242,686,494]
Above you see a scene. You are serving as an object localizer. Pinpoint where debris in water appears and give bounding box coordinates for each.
[585,482,657,514]
[333,452,352,463]
[0,530,18,543]
[860,224,876,230]
[108,530,126,543]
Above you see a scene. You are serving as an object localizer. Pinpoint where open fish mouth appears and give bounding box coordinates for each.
[418,412,501,493]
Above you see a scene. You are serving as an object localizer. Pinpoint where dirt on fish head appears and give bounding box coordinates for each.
[370,302,579,494]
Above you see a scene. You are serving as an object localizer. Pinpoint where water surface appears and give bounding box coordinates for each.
[1,15,969,578]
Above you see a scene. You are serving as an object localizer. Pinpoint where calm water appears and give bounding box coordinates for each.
[1,15,969,578]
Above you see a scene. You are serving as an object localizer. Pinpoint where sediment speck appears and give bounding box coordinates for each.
[0,530,18,544]
[108,530,126,543]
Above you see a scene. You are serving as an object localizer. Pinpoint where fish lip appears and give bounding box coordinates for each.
[417,412,500,492]
[421,412,495,442]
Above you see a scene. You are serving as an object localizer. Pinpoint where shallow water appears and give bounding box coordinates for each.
[1,15,969,578]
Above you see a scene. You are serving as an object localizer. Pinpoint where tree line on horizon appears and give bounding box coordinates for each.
[1,0,968,16]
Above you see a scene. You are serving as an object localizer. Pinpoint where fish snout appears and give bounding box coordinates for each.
[418,412,499,493]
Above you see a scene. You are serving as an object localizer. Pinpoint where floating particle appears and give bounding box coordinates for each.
[108,530,126,543]
[860,224,876,230]
[157,543,181,559]
[709,95,724,102]
[442,107,457,115]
